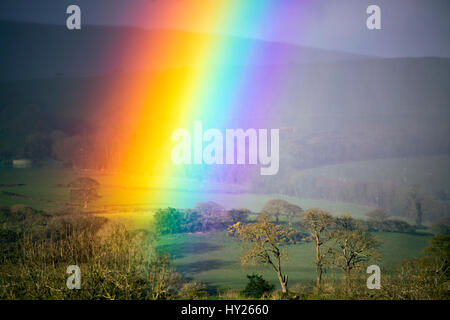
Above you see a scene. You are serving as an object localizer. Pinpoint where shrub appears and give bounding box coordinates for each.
[144,251,184,300]
[194,201,228,231]
[431,218,450,235]
[388,219,416,233]
[153,208,185,234]
[227,208,250,224]
[46,214,107,240]
[10,204,36,221]
[367,219,415,233]
[288,281,315,299]
[241,273,274,298]
[194,201,226,216]
[178,281,208,299]
[182,209,202,233]
[216,286,241,299]
[0,205,11,223]
[366,208,390,222]
[67,177,100,188]
[0,214,185,300]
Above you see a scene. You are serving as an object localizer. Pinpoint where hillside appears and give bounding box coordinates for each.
[1,57,449,126]
[1,57,449,162]
[0,20,367,81]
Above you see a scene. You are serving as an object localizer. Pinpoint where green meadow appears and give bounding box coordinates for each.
[0,168,376,214]
[157,231,431,292]
[0,167,434,294]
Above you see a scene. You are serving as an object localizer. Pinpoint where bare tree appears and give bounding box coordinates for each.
[332,214,382,289]
[303,208,335,288]
[230,214,293,293]
[68,177,101,208]
[194,201,227,232]
[262,199,303,225]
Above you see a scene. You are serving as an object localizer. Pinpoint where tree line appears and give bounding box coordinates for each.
[0,199,448,299]
[229,208,449,299]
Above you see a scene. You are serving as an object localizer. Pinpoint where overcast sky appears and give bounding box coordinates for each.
[1,0,449,58]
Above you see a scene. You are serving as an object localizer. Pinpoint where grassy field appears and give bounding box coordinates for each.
[0,168,379,245]
[0,167,434,294]
[0,168,375,216]
[157,230,431,292]
[3,155,449,214]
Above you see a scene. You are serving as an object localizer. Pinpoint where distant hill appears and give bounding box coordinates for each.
[0,20,369,81]
[1,56,449,162]
[0,20,449,166]
[1,56,449,129]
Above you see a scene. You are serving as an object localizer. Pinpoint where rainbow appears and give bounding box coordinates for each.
[92,0,311,209]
